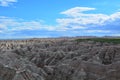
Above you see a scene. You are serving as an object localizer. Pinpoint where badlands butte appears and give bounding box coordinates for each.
[0,37,120,80]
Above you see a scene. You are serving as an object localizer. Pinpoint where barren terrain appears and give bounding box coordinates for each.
[0,38,120,80]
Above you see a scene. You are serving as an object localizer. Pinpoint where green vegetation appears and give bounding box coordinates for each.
[75,38,120,44]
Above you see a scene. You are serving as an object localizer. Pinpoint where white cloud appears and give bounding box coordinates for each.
[85,30,111,33]
[57,14,108,26]
[0,7,120,37]
[0,0,17,7]
[0,16,66,33]
[110,12,120,21]
[57,7,120,30]
[0,16,44,31]
[71,26,86,29]
[0,24,6,29]
[60,7,96,17]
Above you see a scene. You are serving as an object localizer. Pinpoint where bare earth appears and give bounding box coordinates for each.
[0,38,120,80]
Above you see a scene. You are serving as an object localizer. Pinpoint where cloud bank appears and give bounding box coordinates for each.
[0,7,120,38]
[0,0,17,7]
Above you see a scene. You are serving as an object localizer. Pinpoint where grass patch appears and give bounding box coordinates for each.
[75,38,120,44]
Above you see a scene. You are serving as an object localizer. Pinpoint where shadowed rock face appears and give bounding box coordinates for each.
[0,63,16,80]
[0,38,120,80]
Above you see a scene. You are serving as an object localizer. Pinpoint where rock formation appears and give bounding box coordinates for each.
[0,38,119,80]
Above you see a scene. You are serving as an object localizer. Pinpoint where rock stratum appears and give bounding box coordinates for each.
[0,38,120,80]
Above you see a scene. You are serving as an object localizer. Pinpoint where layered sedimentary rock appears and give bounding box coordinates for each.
[0,38,119,80]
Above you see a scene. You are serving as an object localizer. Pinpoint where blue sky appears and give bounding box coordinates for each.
[0,0,120,39]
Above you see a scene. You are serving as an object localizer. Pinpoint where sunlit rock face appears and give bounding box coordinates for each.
[0,38,120,80]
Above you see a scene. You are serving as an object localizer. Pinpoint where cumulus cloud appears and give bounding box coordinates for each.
[0,16,66,34]
[60,7,96,17]
[0,6,120,38]
[0,0,17,7]
[57,7,120,34]
[0,16,44,31]
[110,12,120,21]
[57,7,110,26]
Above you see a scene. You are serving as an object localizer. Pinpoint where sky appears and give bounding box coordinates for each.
[0,0,120,39]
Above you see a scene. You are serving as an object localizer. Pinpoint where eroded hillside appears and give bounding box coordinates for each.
[0,38,120,80]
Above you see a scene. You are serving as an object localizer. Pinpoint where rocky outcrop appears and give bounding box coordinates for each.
[0,63,16,80]
[0,38,119,80]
